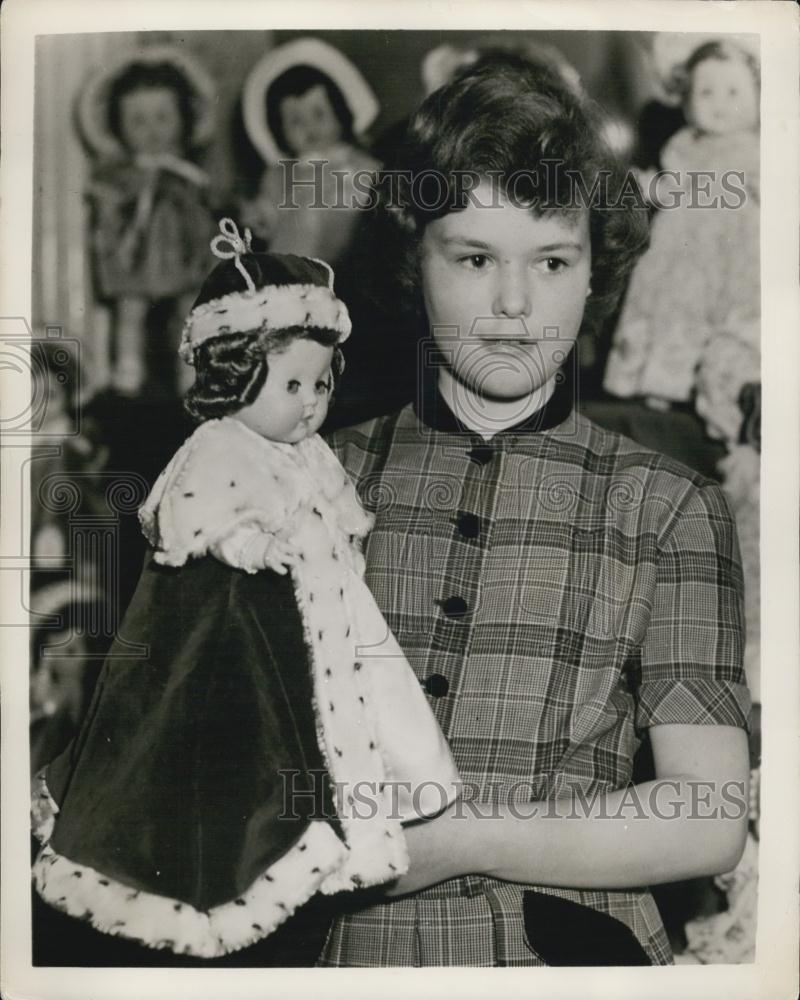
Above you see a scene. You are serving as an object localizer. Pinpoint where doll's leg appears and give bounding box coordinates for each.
[112,296,148,396]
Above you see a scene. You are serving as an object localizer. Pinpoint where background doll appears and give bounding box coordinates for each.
[604,34,761,693]
[240,37,380,268]
[32,220,459,962]
[79,46,218,397]
[604,35,760,414]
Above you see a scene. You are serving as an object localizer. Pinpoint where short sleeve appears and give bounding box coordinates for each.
[635,483,751,734]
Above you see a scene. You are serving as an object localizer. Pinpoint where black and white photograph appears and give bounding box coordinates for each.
[1,1,798,997]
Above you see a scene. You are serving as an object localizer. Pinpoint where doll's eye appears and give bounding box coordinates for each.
[286,380,300,394]
[315,379,331,394]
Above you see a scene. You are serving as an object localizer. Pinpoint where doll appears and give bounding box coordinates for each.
[79,46,218,396]
[240,38,380,267]
[604,36,760,415]
[605,35,762,695]
[31,219,460,960]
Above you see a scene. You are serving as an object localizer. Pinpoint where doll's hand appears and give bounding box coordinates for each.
[212,528,300,575]
[258,535,301,575]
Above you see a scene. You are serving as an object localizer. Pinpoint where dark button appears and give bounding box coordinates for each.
[439,595,468,619]
[468,444,493,466]
[423,673,450,698]
[456,512,480,538]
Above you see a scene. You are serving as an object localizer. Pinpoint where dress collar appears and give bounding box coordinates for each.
[412,350,575,441]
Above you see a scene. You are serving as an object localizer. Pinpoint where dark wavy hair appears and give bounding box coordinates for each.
[364,53,650,338]
[266,64,355,156]
[107,61,198,151]
[183,253,345,423]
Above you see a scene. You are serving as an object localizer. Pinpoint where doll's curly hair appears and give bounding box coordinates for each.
[107,61,198,151]
[362,53,650,339]
[183,327,344,423]
[183,254,345,423]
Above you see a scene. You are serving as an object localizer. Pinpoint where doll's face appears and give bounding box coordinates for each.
[280,85,343,156]
[688,57,759,135]
[119,86,184,156]
[233,338,334,444]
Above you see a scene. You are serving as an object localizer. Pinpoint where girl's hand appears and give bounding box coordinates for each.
[383,802,482,897]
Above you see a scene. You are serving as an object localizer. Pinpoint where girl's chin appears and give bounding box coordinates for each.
[461,375,555,402]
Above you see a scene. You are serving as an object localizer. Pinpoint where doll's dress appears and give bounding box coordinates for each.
[252,143,380,265]
[604,128,760,407]
[32,417,460,958]
[89,154,217,300]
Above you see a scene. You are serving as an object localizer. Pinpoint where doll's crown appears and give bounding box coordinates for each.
[179,218,351,365]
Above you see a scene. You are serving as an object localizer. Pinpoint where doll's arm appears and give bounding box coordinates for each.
[330,476,374,540]
[306,437,374,539]
[210,523,300,575]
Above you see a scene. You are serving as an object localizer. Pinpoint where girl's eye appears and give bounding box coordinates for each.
[539,257,568,274]
[459,254,490,270]
[286,380,300,394]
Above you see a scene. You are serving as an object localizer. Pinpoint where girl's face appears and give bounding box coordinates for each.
[119,86,184,156]
[234,338,334,444]
[688,57,759,135]
[420,179,591,402]
[280,84,343,155]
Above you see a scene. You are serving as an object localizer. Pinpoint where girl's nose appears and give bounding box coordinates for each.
[492,263,532,319]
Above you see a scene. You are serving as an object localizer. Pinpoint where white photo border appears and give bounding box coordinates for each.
[2,1,798,998]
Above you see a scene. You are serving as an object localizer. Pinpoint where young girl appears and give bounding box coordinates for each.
[317,54,751,967]
[31,219,459,962]
[79,46,218,396]
[603,36,760,424]
[240,38,380,267]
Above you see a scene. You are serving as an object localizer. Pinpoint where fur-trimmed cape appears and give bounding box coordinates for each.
[32,419,460,958]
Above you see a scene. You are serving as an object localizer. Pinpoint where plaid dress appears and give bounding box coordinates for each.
[319,372,751,967]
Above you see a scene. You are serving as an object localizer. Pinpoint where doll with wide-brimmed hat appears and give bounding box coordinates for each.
[79,45,219,396]
[240,38,381,266]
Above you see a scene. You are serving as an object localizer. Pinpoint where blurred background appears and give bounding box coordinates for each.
[28,28,760,965]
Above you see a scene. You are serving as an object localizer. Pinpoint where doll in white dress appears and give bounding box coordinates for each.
[604,36,760,423]
[32,219,459,959]
[240,38,380,267]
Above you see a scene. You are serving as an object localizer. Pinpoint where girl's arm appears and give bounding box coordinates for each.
[385,722,750,896]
